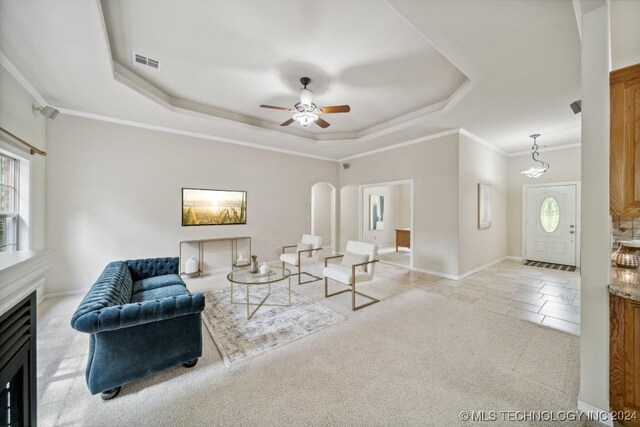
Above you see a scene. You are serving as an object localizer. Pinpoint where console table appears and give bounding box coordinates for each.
[179,236,251,277]
[395,228,410,251]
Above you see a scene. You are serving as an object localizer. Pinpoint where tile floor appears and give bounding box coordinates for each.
[375,258,581,336]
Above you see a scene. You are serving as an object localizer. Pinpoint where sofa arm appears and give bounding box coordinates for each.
[72,293,205,334]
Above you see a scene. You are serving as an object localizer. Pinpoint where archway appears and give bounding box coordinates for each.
[311,182,336,250]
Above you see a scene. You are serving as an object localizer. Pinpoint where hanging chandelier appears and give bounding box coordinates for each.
[520,134,549,179]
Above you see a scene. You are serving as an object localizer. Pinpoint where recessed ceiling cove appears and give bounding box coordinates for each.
[100,0,468,140]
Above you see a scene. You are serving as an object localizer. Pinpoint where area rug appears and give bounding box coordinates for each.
[202,286,345,367]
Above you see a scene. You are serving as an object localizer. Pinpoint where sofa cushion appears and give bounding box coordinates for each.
[132,274,184,295]
[130,285,189,303]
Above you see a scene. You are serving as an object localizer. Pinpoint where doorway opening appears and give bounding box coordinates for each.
[358,179,414,269]
[311,182,336,251]
[522,182,581,267]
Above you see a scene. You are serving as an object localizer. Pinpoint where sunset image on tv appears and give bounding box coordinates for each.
[182,189,247,226]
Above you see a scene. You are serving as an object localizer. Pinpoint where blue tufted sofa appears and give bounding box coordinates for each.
[71,257,205,399]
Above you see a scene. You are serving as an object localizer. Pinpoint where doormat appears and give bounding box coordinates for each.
[523,260,576,272]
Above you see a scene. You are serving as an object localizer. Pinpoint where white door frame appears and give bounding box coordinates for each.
[521,181,581,267]
[310,182,337,250]
[358,179,414,269]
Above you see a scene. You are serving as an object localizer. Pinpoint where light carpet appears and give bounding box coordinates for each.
[37,271,581,426]
[202,287,345,366]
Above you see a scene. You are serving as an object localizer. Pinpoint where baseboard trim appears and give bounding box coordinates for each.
[411,257,509,281]
[577,399,613,427]
[505,256,523,262]
[41,288,88,301]
[457,257,508,280]
[410,267,460,281]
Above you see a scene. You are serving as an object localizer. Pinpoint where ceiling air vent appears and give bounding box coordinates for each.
[132,52,161,72]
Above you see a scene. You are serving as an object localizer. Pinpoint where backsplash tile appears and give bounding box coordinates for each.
[612,216,640,251]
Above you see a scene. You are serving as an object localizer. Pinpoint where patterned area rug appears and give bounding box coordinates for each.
[523,260,577,272]
[202,286,345,367]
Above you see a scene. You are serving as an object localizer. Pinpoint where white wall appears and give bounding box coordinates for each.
[340,133,460,277]
[507,147,581,258]
[0,64,46,250]
[340,132,508,278]
[398,184,411,228]
[311,182,333,247]
[610,0,640,70]
[45,115,338,294]
[458,134,508,275]
[579,2,610,413]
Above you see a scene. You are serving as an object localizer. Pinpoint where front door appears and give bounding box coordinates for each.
[525,184,577,266]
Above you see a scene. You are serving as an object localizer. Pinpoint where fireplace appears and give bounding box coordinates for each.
[0,293,37,426]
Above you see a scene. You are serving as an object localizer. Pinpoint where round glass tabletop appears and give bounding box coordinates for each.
[227,266,290,285]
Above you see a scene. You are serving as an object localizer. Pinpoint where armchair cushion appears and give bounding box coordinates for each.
[132,274,184,294]
[280,253,300,266]
[323,265,372,285]
[297,242,312,257]
[280,251,317,266]
[341,252,369,272]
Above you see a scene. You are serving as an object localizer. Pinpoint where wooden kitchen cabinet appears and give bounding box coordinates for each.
[610,292,640,426]
[610,63,640,217]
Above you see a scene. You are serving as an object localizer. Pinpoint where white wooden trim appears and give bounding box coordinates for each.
[521,181,581,267]
[41,288,88,301]
[339,129,459,162]
[358,179,414,270]
[0,250,53,316]
[576,399,613,427]
[456,257,510,280]
[508,143,581,157]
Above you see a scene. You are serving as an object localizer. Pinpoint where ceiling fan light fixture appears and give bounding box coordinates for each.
[293,111,319,126]
[520,133,549,179]
[300,88,313,106]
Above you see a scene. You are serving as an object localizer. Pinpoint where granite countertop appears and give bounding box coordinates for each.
[610,265,640,301]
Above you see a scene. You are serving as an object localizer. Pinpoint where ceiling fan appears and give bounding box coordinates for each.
[260,77,350,129]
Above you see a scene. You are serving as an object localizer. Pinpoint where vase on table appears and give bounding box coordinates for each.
[249,255,259,273]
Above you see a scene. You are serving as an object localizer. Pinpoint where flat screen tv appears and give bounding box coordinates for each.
[182,188,247,226]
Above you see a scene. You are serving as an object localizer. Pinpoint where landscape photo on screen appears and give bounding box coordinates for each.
[182,189,247,226]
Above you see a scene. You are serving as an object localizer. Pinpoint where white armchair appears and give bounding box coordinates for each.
[323,241,380,311]
[280,234,323,285]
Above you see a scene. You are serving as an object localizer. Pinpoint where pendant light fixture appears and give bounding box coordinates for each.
[520,134,549,179]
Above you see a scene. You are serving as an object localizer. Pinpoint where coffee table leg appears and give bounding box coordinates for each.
[288,275,291,306]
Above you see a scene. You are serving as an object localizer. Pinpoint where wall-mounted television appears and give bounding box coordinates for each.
[182,188,247,226]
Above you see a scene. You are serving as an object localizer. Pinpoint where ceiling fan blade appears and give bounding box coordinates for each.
[315,117,330,129]
[319,105,350,114]
[260,104,292,111]
[280,118,295,127]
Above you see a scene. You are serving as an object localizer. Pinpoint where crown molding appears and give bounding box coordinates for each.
[54,107,337,162]
[507,143,581,157]
[458,128,508,156]
[0,51,47,107]
[337,129,460,162]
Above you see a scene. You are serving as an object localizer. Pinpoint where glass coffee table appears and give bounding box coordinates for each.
[227,265,291,319]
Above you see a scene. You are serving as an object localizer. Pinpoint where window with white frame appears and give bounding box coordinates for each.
[0,153,19,252]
